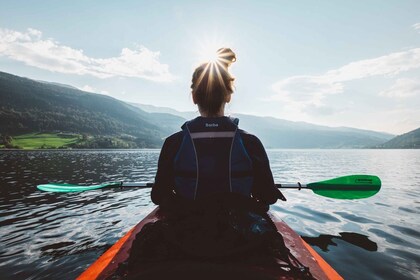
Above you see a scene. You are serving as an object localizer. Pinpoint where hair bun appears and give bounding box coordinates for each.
[217,48,236,67]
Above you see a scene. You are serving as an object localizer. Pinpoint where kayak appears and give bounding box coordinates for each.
[78,207,342,279]
[77,207,343,280]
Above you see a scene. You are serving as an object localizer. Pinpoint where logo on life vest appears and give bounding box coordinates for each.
[205,123,219,127]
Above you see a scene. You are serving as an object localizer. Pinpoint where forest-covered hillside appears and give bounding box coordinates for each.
[376,128,420,149]
[0,71,183,148]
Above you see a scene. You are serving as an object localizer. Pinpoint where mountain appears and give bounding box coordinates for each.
[36,80,79,90]
[0,71,395,149]
[0,71,182,148]
[130,102,197,120]
[132,104,394,148]
[376,127,420,148]
[235,114,393,148]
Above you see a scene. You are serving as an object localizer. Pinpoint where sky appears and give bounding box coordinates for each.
[0,0,419,135]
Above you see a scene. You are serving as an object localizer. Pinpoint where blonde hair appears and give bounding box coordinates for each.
[191,48,236,116]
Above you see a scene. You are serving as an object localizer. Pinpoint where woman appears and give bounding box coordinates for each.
[123,49,314,280]
[151,48,286,211]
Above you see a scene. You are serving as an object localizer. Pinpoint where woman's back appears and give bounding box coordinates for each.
[152,48,284,207]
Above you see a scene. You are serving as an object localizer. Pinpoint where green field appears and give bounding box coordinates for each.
[11,133,80,149]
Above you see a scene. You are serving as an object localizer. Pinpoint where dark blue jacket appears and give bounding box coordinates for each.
[173,117,253,200]
[152,117,281,206]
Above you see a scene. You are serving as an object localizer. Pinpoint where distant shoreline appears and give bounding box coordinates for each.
[2,132,418,150]
[1,147,419,151]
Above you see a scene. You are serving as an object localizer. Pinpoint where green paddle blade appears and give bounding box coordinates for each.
[307,175,381,199]
[37,182,121,192]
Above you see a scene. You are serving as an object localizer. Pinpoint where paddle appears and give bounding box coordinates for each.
[37,175,381,199]
[276,175,381,199]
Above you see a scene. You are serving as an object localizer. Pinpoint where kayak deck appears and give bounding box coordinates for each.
[78,208,343,280]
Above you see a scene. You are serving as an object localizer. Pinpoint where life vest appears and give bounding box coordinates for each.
[174,117,254,200]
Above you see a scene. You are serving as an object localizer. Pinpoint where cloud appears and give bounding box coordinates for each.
[0,27,174,82]
[270,48,420,113]
[379,78,420,98]
[413,23,420,33]
[79,85,109,95]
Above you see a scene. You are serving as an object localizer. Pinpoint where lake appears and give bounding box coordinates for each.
[0,149,419,279]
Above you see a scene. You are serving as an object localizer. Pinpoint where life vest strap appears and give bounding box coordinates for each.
[175,170,254,178]
[190,131,236,139]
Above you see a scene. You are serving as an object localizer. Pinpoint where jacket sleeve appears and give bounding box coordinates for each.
[151,132,183,205]
[242,133,285,204]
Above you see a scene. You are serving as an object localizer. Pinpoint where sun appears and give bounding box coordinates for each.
[196,42,223,64]
[199,47,220,63]
[194,34,235,65]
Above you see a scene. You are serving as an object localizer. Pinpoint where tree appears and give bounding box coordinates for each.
[2,134,12,146]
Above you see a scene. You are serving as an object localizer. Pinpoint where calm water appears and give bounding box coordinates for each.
[0,149,419,279]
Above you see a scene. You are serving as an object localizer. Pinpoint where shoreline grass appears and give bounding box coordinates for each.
[11,133,80,149]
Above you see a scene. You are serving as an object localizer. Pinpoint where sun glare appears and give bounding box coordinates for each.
[198,46,221,63]
[192,35,237,89]
[195,35,235,65]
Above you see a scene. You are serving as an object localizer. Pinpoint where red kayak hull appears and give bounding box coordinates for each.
[78,208,343,280]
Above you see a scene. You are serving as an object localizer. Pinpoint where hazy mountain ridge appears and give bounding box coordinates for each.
[131,104,394,148]
[235,114,393,148]
[130,103,198,120]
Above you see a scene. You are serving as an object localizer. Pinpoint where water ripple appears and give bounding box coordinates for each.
[334,211,382,224]
[0,149,419,280]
